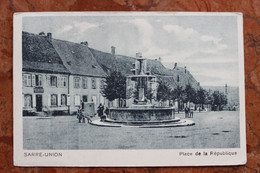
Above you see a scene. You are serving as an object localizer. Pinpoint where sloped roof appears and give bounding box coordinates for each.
[89,48,200,90]
[22,32,69,74]
[52,39,106,77]
[89,48,119,74]
[22,31,199,89]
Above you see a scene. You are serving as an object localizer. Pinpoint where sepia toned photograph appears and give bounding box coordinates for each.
[13,12,246,166]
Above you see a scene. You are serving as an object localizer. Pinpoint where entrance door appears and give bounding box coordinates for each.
[82,95,88,102]
[36,95,42,112]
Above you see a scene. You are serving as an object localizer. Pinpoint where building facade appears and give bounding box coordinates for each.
[22,72,70,115]
[68,74,106,113]
[22,31,200,115]
[22,31,107,115]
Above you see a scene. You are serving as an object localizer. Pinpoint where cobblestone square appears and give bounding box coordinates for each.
[23,111,240,150]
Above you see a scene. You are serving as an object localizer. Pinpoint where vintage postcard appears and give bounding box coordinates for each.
[13,12,246,166]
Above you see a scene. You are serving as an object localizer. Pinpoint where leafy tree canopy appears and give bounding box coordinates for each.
[101,71,126,102]
[157,81,170,102]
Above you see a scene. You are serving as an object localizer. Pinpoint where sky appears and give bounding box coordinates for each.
[23,14,240,86]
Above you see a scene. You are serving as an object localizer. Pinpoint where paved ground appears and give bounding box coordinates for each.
[23,111,240,150]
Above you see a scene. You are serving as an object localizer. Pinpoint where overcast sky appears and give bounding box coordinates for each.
[23,14,240,86]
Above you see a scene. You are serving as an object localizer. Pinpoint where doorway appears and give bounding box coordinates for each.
[82,95,88,102]
[36,95,42,112]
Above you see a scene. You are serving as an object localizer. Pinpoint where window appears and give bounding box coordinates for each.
[51,94,58,106]
[60,77,67,87]
[91,78,96,89]
[82,77,88,89]
[32,75,35,86]
[23,74,31,87]
[74,77,80,88]
[61,94,67,106]
[100,79,104,89]
[50,76,57,87]
[24,94,32,107]
[30,74,43,87]
[33,74,43,86]
[74,95,80,106]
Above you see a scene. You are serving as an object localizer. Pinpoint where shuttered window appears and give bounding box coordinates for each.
[32,75,35,86]
[74,95,80,106]
[51,94,58,106]
[23,74,32,87]
[74,77,80,88]
[91,78,96,89]
[50,76,57,87]
[82,77,87,89]
[60,76,67,87]
[24,94,32,107]
[61,94,67,106]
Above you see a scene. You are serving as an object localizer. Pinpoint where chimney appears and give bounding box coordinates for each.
[136,52,142,59]
[184,66,187,73]
[173,62,177,69]
[80,41,88,47]
[39,32,45,36]
[111,46,115,55]
[47,33,52,41]
[158,57,161,62]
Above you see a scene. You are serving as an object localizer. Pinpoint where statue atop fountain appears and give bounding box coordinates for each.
[128,53,156,107]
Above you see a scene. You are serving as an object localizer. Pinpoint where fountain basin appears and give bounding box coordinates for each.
[108,107,175,122]
[90,118,195,128]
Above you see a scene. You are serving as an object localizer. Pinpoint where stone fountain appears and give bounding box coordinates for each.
[90,54,195,128]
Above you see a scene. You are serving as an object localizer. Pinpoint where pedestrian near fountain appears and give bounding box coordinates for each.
[189,107,194,118]
[85,114,92,123]
[97,103,104,119]
[81,100,84,111]
[184,106,189,118]
[77,107,83,123]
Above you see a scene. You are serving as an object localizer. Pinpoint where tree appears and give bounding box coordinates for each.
[183,84,197,105]
[157,81,170,102]
[101,71,126,107]
[211,90,228,111]
[196,88,207,109]
[170,86,185,113]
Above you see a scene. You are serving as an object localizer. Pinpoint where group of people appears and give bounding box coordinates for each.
[97,104,109,122]
[77,103,109,123]
[184,106,194,118]
[77,107,92,123]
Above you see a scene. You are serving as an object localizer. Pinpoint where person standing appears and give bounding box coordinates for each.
[184,106,189,118]
[97,103,104,119]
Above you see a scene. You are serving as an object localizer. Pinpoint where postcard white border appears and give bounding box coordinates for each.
[13,12,246,166]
